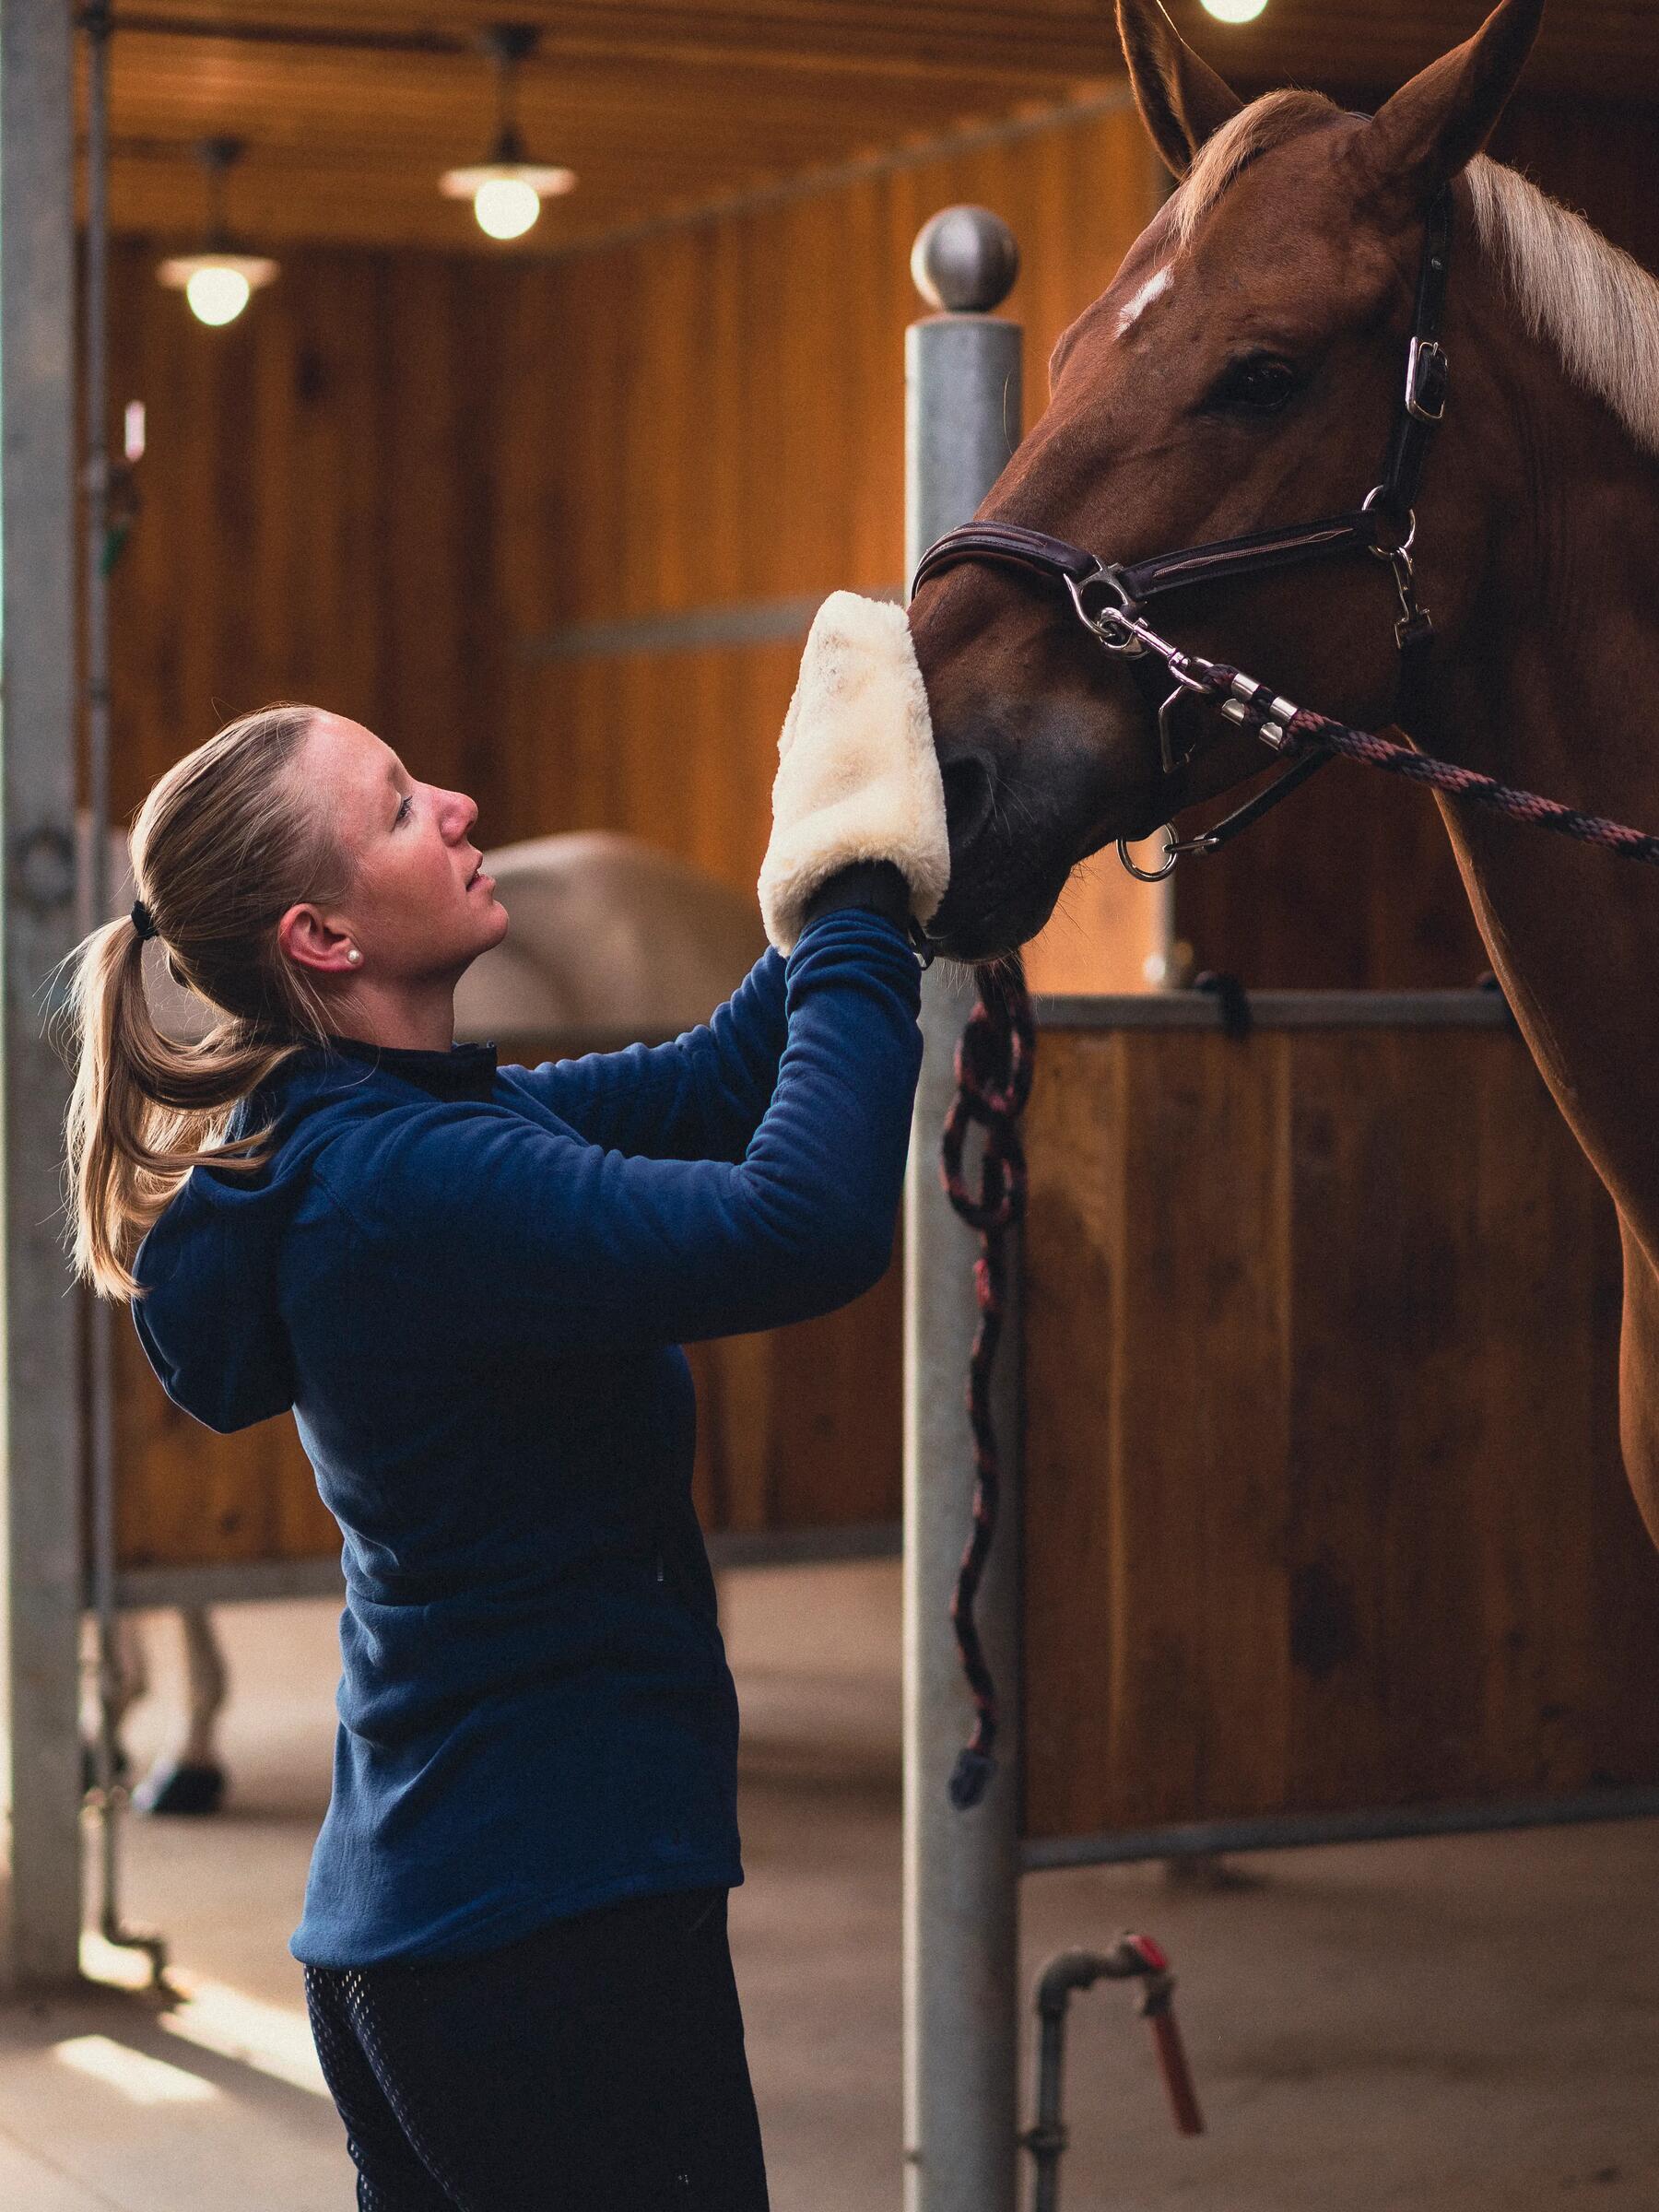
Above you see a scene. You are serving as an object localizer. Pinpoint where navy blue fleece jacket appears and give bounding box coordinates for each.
[131,908,922,1966]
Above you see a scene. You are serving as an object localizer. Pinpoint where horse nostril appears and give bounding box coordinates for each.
[940,753,998,859]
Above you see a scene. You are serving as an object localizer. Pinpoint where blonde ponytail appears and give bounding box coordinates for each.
[60,704,351,1300]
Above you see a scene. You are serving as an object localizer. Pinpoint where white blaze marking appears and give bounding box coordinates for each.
[1116,265,1173,337]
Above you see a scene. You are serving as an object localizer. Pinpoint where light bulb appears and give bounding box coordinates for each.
[473,176,541,241]
[185,265,253,326]
[1200,0,1267,19]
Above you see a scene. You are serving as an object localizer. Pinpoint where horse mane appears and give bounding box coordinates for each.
[1174,91,1659,458]
[1465,158,1659,458]
[1172,91,1339,248]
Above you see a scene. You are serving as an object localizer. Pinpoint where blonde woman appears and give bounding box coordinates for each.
[62,594,946,2211]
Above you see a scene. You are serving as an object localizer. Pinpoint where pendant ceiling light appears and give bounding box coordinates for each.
[440,24,575,241]
[157,137,278,326]
[1199,0,1268,20]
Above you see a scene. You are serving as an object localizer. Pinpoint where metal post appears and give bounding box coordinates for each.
[903,206,1023,2212]
[0,0,88,1991]
[77,1,166,1986]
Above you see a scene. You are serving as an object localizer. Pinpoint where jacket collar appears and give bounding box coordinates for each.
[319,1031,500,1102]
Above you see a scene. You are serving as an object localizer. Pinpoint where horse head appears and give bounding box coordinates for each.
[910,0,1546,959]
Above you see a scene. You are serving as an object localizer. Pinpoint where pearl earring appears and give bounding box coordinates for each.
[347,948,361,964]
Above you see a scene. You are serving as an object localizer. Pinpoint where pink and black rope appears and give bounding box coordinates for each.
[938,959,1036,1810]
[1208,666,1659,865]
[1292,711,1659,863]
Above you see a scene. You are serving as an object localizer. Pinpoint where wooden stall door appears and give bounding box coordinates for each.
[115,1341,336,1575]
[1020,1003,1659,1850]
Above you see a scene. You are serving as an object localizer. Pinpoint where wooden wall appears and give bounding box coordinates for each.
[1020,1010,1659,1844]
[107,246,521,831]
[108,97,1167,997]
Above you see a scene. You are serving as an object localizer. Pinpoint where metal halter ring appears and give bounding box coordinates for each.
[1117,826,1182,882]
[1360,485,1418,562]
[1065,565,1146,655]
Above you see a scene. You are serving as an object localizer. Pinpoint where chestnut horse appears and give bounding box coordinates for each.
[909,0,1659,1546]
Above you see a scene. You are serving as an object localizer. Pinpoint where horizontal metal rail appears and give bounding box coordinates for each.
[111,1558,345,1610]
[518,592,893,665]
[706,1519,900,1571]
[106,1520,902,1612]
[1022,1786,1659,1872]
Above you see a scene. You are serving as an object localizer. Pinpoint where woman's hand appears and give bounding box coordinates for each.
[758,592,949,954]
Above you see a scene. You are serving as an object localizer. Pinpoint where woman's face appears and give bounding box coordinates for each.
[284,713,510,983]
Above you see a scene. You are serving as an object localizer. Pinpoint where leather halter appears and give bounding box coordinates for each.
[910,191,1454,877]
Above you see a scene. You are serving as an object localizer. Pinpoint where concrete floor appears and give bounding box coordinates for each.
[3,1560,1659,2208]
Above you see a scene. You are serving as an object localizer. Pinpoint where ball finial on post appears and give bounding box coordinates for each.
[911,206,1020,315]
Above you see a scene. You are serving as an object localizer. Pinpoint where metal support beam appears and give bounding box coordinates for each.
[902,206,1023,2212]
[1022,1786,1659,1874]
[0,0,87,1993]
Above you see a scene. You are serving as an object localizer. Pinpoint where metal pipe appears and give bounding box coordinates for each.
[902,204,1024,2212]
[1024,1939,1203,2212]
[78,0,168,1990]
[0,0,90,1994]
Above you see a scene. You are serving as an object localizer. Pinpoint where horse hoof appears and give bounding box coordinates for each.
[133,1759,227,1817]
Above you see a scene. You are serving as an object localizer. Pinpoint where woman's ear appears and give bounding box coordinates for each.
[1115,0,1243,180]
[278,903,353,975]
[1352,0,1546,219]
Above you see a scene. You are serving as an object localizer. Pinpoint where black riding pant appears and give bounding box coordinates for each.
[303,1887,770,2212]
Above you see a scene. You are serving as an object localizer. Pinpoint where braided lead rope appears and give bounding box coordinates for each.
[938,958,1036,1810]
[1293,710,1659,863]
[1206,667,1659,865]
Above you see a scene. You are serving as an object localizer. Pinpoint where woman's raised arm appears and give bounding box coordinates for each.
[500,947,789,1164]
[316,906,921,1350]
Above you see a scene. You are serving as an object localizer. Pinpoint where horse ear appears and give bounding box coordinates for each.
[1115,0,1244,180]
[1357,0,1545,215]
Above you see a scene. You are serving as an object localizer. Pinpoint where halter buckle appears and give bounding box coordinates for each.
[1406,337,1449,424]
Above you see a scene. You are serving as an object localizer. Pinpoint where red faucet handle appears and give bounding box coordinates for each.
[1145,1994,1204,2136]
[1120,1932,1170,1975]
[1117,1933,1204,2137]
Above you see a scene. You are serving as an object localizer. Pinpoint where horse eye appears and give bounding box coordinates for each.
[1210,354,1300,417]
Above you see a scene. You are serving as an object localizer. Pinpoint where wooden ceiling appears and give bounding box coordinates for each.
[90,1,1659,255]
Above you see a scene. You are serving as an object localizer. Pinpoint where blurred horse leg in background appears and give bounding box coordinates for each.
[83,1611,145,1794]
[133,1606,229,1816]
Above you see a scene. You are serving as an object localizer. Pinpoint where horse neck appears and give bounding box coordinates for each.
[1416,304,1659,1255]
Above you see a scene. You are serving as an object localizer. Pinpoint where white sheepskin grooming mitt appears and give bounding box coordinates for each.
[758,591,949,956]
